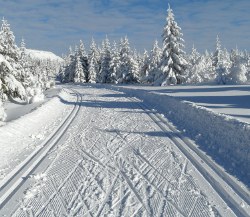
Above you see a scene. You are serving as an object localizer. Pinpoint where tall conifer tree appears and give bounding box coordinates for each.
[159,4,187,85]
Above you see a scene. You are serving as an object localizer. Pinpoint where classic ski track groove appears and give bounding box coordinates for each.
[0,88,82,210]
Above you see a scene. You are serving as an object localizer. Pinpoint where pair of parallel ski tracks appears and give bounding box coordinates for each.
[125,95,250,217]
[0,88,82,210]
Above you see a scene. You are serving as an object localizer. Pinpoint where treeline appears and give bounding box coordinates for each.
[59,6,250,86]
[0,19,61,121]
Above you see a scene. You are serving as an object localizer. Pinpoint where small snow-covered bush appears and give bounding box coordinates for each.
[30,88,44,103]
[45,80,55,89]
[229,63,247,84]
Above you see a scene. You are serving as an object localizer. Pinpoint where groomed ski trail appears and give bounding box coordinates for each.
[1,85,247,217]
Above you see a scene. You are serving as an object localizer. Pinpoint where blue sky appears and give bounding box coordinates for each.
[1,0,250,55]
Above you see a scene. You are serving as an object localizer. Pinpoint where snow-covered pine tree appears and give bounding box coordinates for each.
[0,18,26,100]
[212,37,232,84]
[78,40,88,82]
[18,38,38,103]
[58,46,73,83]
[116,36,139,83]
[216,48,231,84]
[244,50,250,81]
[212,35,222,68]
[74,54,86,83]
[0,18,18,60]
[228,49,247,84]
[202,50,214,82]
[100,36,112,83]
[63,45,79,83]
[109,41,120,83]
[140,50,150,83]
[88,38,100,83]
[190,45,200,66]
[67,46,77,82]
[20,38,26,59]
[148,40,162,83]
[158,4,187,86]
[186,45,203,83]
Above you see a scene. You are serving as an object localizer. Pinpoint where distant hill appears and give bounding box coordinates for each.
[25,49,64,63]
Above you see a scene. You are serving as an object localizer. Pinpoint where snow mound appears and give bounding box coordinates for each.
[25,49,63,62]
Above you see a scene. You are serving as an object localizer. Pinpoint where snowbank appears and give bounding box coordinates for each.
[109,85,250,183]
[0,88,76,180]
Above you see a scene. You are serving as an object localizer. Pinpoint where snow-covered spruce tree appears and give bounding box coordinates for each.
[100,36,112,83]
[190,45,200,66]
[88,38,100,83]
[74,54,86,83]
[148,40,162,83]
[216,48,231,84]
[139,50,150,83]
[64,46,77,83]
[58,46,74,83]
[157,4,187,86]
[0,18,26,100]
[202,50,214,82]
[212,36,232,84]
[228,49,247,84]
[18,38,40,103]
[78,40,88,82]
[186,45,203,83]
[244,50,250,81]
[212,35,222,69]
[116,36,139,83]
[109,41,120,83]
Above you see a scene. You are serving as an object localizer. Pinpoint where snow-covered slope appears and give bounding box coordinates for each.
[25,49,64,62]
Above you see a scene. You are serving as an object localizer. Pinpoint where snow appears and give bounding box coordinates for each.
[0,54,13,71]
[25,49,64,62]
[3,85,235,216]
[142,84,250,123]
[0,84,249,217]
[107,84,250,186]
[0,87,76,180]
[0,101,6,122]
[3,87,61,122]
